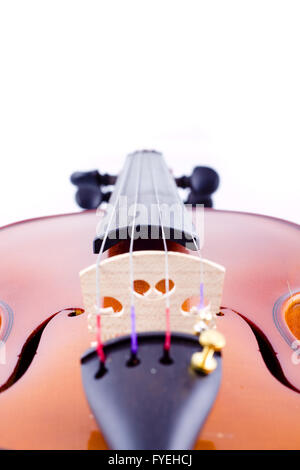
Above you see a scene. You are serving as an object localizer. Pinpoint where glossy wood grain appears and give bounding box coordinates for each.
[0,209,299,449]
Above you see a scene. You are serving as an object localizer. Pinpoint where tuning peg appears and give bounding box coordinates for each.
[185,192,213,208]
[70,169,116,209]
[71,170,117,188]
[176,166,219,207]
[190,166,219,194]
[75,185,111,209]
[191,329,225,374]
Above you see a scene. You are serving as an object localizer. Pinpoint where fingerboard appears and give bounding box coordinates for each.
[94,150,199,253]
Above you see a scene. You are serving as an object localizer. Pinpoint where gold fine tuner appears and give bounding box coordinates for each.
[191,329,226,374]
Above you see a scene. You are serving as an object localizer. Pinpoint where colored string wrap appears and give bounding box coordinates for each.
[192,231,216,330]
[164,306,171,351]
[96,313,105,363]
[130,305,138,355]
[199,282,204,309]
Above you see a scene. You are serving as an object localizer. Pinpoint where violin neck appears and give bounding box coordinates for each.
[94,150,199,253]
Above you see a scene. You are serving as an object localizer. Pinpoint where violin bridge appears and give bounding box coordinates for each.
[79,250,225,341]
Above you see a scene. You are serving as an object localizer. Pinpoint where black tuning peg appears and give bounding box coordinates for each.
[70,170,116,209]
[71,165,219,209]
[75,185,111,209]
[175,166,220,207]
[71,170,117,187]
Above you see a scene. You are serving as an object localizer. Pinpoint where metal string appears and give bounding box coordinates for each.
[94,161,131,363]
[164,170,206,319]
[150,162,171,351]
[128,157,142,356]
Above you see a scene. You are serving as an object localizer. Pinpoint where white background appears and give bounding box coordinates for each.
[0,0,299,226]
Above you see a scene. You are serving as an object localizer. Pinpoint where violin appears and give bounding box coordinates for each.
[0,150,299,450]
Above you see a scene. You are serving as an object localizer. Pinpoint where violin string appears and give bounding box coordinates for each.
[165,171,205,316]
[187,218,206,318]
[192,235,205,310]
[128,157,142,356]
[95,160,131,363]
[150,162,171,352]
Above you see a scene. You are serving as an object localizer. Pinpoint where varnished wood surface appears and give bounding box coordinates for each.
[0,209,299,449]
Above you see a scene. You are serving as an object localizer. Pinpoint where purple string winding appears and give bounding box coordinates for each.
[130,305,138,355]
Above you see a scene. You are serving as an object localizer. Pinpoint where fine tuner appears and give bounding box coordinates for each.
[71,164,220,209]
[191,329,226,374]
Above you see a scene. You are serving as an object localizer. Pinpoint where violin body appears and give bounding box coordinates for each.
[0,208,299,450]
